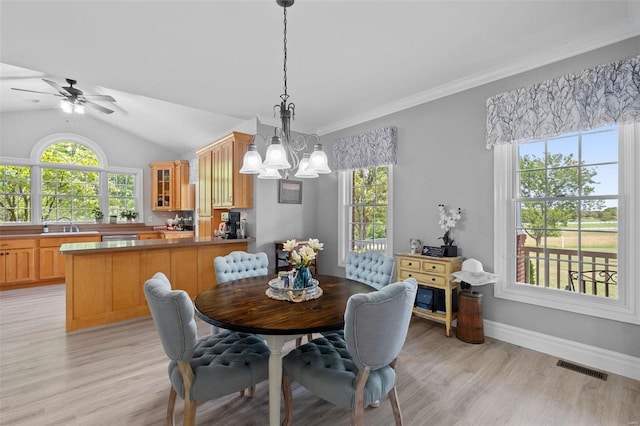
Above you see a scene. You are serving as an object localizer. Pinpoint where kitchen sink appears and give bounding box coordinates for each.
[40,231,100,236]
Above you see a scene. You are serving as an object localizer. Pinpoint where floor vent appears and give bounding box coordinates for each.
[556,360,608,381]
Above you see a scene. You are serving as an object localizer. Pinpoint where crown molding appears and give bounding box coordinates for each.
[316,26,640,136]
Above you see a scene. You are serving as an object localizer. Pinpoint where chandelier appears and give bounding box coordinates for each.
[239,0,331,180]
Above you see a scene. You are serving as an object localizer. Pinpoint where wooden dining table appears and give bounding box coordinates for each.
[194,274,374,426]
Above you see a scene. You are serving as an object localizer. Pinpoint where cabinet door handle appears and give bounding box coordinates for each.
[431,278,436,282]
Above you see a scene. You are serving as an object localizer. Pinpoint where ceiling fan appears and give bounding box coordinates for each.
[11,78,116,114]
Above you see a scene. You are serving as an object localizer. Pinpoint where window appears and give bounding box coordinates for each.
[338,165,393,266]
[108,172,137,218]
[494,123,639,324]
[0,134,143,225]
[0,165,31,223]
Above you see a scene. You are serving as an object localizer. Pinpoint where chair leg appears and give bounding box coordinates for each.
[167,387,177,426]
[352,367,370,426]
[183,399,197,426]
[388,385,403,426]
[307,333,313,342]
[295,337,303,347]
[282,375,294,426]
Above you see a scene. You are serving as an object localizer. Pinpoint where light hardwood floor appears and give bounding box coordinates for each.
[1,284,638,426]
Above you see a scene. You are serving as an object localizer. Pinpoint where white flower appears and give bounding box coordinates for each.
[438,204,462,233]
[283,239,297,252]
[284,238,323,269]
[307,238,324,251]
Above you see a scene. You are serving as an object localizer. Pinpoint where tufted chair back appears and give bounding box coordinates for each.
[143,271,270,426]
[214,251,269,284]
[346,251,395,290]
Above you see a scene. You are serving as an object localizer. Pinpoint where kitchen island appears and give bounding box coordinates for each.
[60,237,254,331]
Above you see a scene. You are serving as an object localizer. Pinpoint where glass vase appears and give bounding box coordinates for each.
[293,267,312,289]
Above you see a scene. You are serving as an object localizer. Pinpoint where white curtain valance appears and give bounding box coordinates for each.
[486,55,640,149]
[333,126,397,171]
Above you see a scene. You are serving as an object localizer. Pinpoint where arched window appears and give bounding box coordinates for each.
[0,134,142,224]
[40,141,101,222]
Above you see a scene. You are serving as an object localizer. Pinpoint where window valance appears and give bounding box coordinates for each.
[486,55,640,149]
[332,126,397,171]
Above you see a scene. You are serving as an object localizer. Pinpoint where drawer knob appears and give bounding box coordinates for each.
[431,278,436,281]
[408,262,413,266]
[431,266,436,269]
[408,274,412,277]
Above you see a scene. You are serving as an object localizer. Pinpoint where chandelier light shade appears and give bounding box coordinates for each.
[239,0,331,180]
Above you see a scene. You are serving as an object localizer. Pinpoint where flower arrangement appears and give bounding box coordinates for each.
[282,238,324,269]
[438,204,462,246]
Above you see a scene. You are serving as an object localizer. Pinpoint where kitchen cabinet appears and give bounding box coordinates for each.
[150,160,194,211]
[196,131,253,238]
[62,239,250,331]
[39,235,101,281]
[0,239,36,286]
[161,231,195,239]
[396,254,461,337]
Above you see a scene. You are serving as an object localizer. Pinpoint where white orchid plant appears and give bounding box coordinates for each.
[282,238,324,269]
[438,204,462,246]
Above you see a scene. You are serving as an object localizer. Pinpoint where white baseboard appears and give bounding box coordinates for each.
[484,319,640,381]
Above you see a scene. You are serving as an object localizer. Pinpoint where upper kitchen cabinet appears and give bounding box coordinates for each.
[149,160,195,211]
[196,132,253,210]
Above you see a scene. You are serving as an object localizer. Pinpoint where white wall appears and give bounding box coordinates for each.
[0,109,184,225]
[316,37,640,358]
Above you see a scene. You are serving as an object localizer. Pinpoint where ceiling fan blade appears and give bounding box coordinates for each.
[84,100,115,114]
[83,94,116,102]
[42,78,67,94]
[11,87,62,96]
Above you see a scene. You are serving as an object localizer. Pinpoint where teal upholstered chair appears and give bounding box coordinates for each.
[282,278,418,426]
[346,251,395,290]
[214,251,269,284]
[144,272,270,426]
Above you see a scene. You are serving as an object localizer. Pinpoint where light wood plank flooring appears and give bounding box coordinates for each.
[1,284,638,425]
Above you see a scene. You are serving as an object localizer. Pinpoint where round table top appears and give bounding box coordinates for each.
[194,274,374,335]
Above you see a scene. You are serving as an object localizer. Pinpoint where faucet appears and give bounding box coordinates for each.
[59,217,80,233]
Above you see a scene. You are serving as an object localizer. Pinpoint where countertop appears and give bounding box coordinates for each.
[59,237,255,254]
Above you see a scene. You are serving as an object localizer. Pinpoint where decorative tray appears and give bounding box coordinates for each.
[266,278,322,302]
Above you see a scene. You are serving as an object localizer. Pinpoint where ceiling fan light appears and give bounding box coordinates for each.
[294,153,319,178]
[308,144,331,174]
[60,100,73,113]
[74,104,85,114]
[262,137,291,169]
[257,167,282,180]
[239,144,263,174]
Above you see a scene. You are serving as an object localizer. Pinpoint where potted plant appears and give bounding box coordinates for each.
[119,210,138,223]
[91,207,105,224]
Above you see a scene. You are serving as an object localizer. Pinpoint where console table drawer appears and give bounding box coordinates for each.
[398,270,446,287]
[421,260,446,275]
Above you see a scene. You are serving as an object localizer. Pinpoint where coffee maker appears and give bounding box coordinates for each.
[225,212,241,239]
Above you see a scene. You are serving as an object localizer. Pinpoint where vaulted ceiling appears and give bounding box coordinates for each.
[2,1,639,154]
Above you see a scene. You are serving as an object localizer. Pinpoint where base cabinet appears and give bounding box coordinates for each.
[0,239,36,286]
[396,253,461,337]
[64,241,249,331]
[39,235,101,281]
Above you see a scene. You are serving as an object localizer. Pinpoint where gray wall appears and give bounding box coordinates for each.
[251,121,320,273]
[0,109,183,225]
[316,37,640,357]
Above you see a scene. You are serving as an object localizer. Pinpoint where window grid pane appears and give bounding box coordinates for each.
[0,165,31,223]
[108,173,136,219]
[348,166,388,253]
[515,126,618,299]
